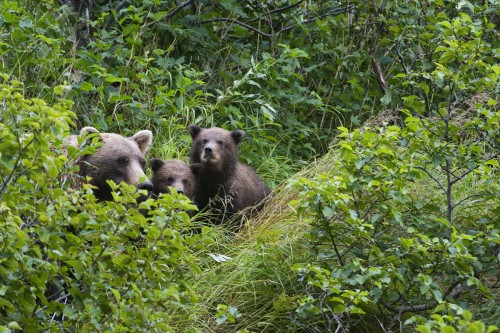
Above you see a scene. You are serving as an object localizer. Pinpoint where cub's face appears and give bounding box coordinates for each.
[150,158,195,199]
[188,125,245,172]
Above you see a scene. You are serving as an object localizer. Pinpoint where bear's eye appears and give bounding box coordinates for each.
[217,140,224,146]
[140,158,146,170]
[117,157,128,166]
[182,179,189,185]
[166,177,174,184]
[202,139,208,144]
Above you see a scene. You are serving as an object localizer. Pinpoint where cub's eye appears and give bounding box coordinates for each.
[117,157,128,166]
[217,140,224,146]
[166,177,174,184]
[140,159,146,170]
[182,179,189,185]
[202,139,208,144]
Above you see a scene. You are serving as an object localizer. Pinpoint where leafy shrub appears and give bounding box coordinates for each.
[290,6,499,332]
[0,76,206,332]
[409,303,498,333]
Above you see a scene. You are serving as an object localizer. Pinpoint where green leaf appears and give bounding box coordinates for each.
[349,307,366,314]
[439,51,456,63]
[442,325,457,333]
[8,321,21,330]
[79,82,94,91]
[432,289,442,302]
[438,21,452,29]
[333,304,345,313]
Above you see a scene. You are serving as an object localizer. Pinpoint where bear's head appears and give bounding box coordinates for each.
[188,125,245,173]
[150,158,196,199]
[77,127,153,201]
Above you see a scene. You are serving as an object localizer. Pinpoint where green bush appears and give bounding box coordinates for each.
[290,6,499,332]
[0,76,206,332]
[410,304,498,333]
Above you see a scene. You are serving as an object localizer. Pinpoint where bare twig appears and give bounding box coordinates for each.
[450,151,500,186]
[277,5,354,35]
[452,193,490,211]
[103,0,130,31]
[248,0,306,22]
[198,5,354,38]
[163,0,194,20]
[415,166,446,193]
[0,135,36,195]
[372,58,388,93]
[197,17,274,37]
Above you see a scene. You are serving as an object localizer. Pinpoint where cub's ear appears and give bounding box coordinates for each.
[188,125,202,139]
[190,163,202,176]
[130,130,153,153]
[79,126,102,147]
[231,129,246,144]
[150,158,164,172]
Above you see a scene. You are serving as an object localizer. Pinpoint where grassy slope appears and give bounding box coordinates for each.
[165,153,334,332]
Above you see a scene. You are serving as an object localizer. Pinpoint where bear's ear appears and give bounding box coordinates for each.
[130,130,153,153]
[80,127,100,136]
[190,163,202,176]
[79,127,102,146]
[188,125,202,139]
[231,129,246,144]
[150,158,164,172]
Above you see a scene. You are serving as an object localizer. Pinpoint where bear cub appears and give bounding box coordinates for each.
[188,125,271,224]
[150,158,196,200]
[64,127,153,201]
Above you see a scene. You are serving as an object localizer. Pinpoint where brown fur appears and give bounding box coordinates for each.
[64,127,153,201]
[188,125,271,224]
[150,158,196,200]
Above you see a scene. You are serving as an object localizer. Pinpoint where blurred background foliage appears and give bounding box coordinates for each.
[2,0,456,181]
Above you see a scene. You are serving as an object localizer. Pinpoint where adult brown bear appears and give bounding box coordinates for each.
[188,125,271,225]
[45,127,154,310]
[64,127,153,201]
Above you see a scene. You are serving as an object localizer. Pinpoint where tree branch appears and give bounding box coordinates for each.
[452,193,489,211]
[198,17,274,37]
[277,5,354,35]
[198,4,354,39]
[103,0,130,31]
[415,166,446,193]
[450,151,500,186]
[164,0,194,20]
[248,0,306,23]
[371,58,388,93]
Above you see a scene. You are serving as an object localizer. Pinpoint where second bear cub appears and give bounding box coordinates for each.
[150,158,196,200]
[188,125,271,224]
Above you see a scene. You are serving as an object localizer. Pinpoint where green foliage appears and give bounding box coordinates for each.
[290,4,499,331]
[215,304,242,326]
[1,0,499,331]
[291,121,498,330]
[0,1,74,101]
[0,76,205,331]
[410,304,498,333]
[0,0,404,172]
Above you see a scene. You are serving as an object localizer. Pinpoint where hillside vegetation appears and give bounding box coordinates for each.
[0,0,498,332]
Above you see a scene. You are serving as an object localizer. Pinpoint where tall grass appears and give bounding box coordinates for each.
[164,150,339,332]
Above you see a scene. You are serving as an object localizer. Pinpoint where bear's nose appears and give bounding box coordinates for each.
[204,147,212,154]
[177,189,184,195]
[138,179,154,192]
